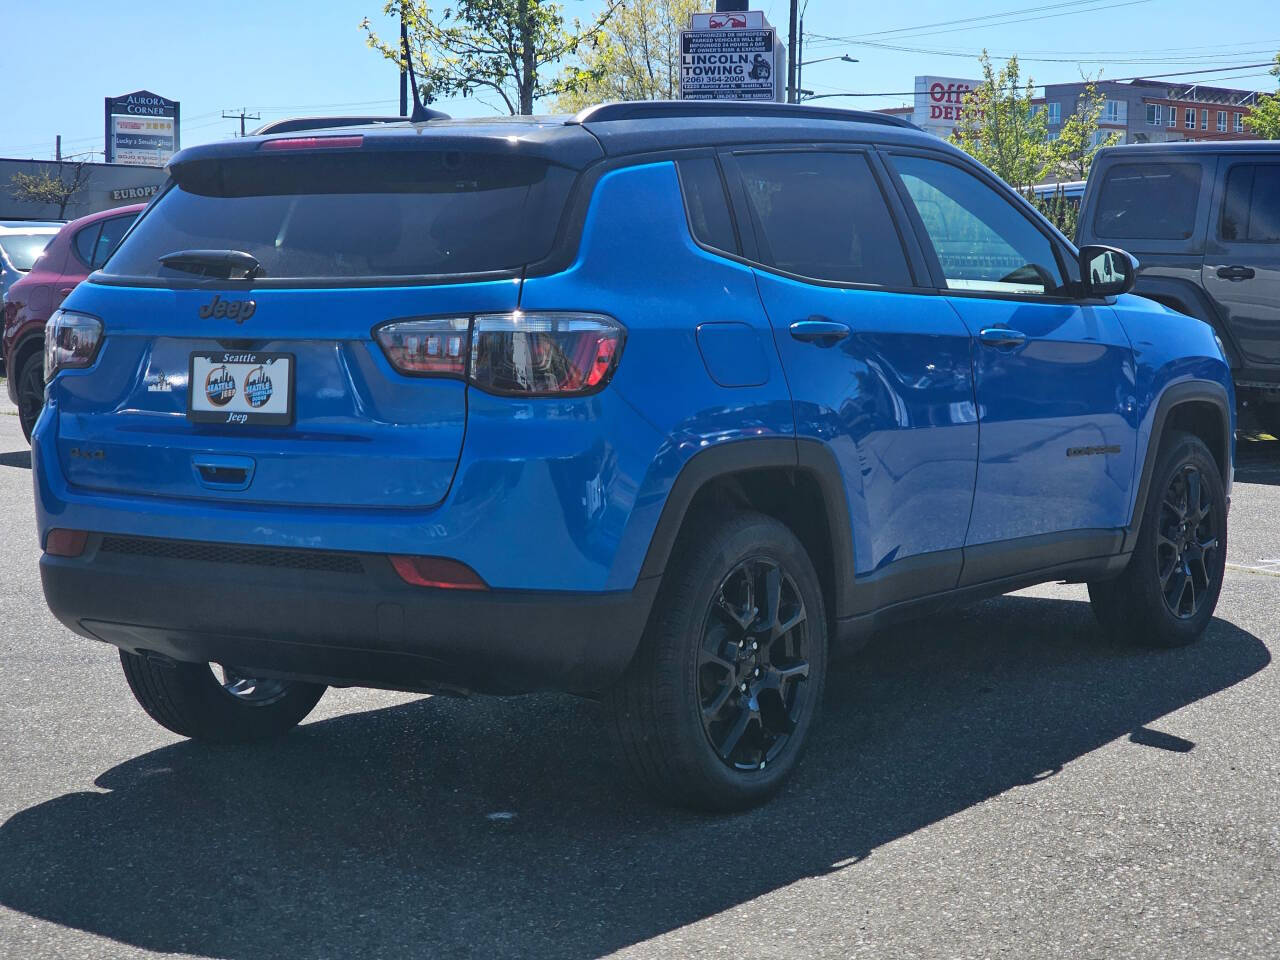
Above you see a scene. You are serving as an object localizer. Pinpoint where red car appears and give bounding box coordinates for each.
[4,204,143,439]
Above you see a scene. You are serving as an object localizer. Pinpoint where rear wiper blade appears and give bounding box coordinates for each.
[158,249,263,280]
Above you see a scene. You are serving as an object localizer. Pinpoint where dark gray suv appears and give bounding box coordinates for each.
[1079,141,1280,431]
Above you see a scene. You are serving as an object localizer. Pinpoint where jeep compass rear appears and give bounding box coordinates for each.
[36,105,1233,812]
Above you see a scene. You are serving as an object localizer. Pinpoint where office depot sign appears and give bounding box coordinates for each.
[911,76,979,134]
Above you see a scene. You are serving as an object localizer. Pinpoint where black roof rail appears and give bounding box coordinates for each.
[568,100,919,130]
[250,113,447,136]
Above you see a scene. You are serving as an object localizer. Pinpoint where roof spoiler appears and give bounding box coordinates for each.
[250,113,446,136]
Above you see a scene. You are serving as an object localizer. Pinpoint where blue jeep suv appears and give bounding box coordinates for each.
[33,102,1234,810]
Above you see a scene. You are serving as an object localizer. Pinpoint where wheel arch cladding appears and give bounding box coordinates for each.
[1124,379,1233,553]
[637,438,857,624]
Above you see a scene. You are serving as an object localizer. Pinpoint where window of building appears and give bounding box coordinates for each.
[677,157,738,254]
[1217,110,1227,132]
[1093,162,1202,240]
[1146,103,1164,126]
[1221,164,1280,242]
[734,151,913,286]
[1047,102,1061,125]
[1235,113,1245,133]
[889,154,1064,296]
[1167,107,1177,127]
[1186,107,1196,128]
[1201,109,1209,129]
[1103,100,1122,123]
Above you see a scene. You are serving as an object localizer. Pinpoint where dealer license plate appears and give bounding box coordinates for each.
[188,351,294,426]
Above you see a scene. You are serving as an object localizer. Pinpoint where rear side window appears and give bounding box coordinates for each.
[75,214,138,269]
[104,151,576,281]
[1221,163,1280,242]
[1092,162,1201,240]
[734,151,913,286]
[677,157,738,253]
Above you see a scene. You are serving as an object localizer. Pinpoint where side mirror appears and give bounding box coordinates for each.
[1079,244,1139,298]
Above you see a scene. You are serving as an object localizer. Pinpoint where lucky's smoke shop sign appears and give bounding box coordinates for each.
[680,27,778,101]
[105,91,180,167]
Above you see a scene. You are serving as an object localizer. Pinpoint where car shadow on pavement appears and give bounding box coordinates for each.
[0,594,1268,960]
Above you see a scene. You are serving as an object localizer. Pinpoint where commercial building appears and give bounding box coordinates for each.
[0,158,165,222]
[879,75,1264,147]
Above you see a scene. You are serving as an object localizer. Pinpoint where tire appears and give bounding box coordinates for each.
[16,351,44,443]
[119,651,326,744]
[1088,431,1227,648]
[607,510,828,812]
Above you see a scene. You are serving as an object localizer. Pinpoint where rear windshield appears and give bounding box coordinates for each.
[1092,162,1202,241]
[0,233,55,271]
[103,150,575,281]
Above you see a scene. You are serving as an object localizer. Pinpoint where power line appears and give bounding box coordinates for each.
[800,61,1279,100]
[222,108,262,138]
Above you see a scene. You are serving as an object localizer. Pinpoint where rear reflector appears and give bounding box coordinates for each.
[45,529,88,557]
[261,135,364,151]
[390,555,487,590]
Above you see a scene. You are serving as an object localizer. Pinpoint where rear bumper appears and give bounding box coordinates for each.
[41,534,659,696]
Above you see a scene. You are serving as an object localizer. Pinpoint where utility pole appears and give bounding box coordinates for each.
[55,135,61,161]
[222,108,262,137]
[399,2,409,117]
[796,15,804,102]
[787,0,798,103]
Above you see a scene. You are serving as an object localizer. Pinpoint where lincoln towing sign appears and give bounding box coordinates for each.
[680,10,782,102]
[105,90,180,167]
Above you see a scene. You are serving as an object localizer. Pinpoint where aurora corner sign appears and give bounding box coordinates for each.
[105,91,180,167]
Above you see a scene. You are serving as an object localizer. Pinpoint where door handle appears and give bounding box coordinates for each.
[978,327,1028,349]
[1217,265,1255,281]
[789,317,850,346]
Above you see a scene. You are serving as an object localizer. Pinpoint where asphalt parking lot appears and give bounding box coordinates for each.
[0,404,1278,960]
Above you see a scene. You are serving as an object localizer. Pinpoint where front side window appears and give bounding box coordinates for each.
[890,154,1064,296]
[1093,162,1202,240]
[734,150,913,286]
[1221,164,1280,242]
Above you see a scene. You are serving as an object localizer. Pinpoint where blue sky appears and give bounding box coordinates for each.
[4,0,1277,160]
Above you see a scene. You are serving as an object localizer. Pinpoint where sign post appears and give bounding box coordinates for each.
[680,10,785,102]
[105,91,180,167]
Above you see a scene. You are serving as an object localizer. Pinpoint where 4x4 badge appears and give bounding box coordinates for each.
[199,295,256,323]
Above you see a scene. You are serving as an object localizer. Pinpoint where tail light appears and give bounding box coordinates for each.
[375,312,624,396]
[261,135,364,151]
[44,309,103,382]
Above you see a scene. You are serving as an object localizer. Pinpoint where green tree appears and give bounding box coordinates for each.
[553,0,698,113]
[1051,77,1119,182]
[362,0,621,115]
[1244,53,1280,139]
[9,161,90,218]
[950,52,1053,194]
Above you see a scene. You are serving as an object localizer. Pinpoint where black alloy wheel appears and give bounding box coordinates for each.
[1156,463,1220,620]
[698,558,811,771]
[1088,430,1227,648]
[607,510,828,811]
[17,352,44,442]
